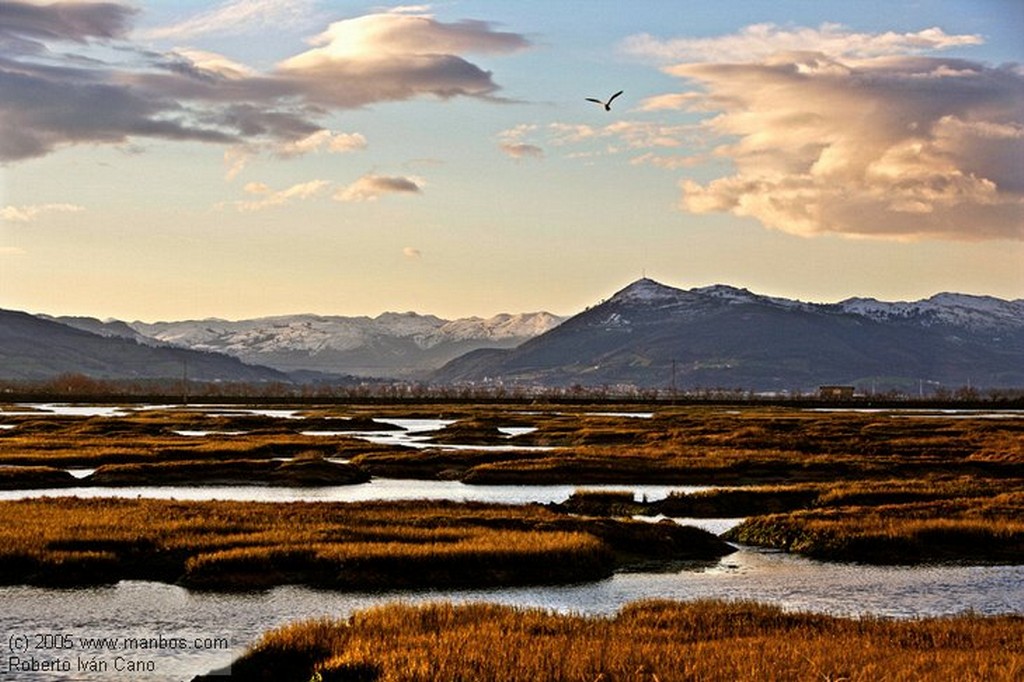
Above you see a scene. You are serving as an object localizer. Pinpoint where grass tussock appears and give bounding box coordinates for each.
[0,498,731,589]
[3,405,1021,486]
[182,528,611,590]
[0,411,398,468]
[206,599,1024,682]
[2,404,1021,565]
[726,492,1024,563]
[86,455,369,487]
[648,476,1020,517]
[0,464,77,489]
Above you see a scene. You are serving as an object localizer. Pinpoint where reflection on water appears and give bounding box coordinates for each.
[3,403,1022,681]
[172,430,247,436]
[1,551,1021,681]
[0,479,702,504]
[586,411,655,418]
[636,515,741,536]
[9,403,304,419]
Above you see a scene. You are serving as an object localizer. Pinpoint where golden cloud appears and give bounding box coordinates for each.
[670,52,1024,240]
[334,174,424,202]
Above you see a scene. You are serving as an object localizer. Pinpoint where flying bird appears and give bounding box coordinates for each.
[586,90,623,111]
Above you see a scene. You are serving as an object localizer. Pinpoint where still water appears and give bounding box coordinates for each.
[2,404,1022,680]
[0,479,697,504]
[1,552,1021,682]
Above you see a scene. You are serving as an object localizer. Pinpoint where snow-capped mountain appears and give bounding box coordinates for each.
[434,278,1024,392]
[33,279,1023,389]
[610,279,1024,332]
[122,311,565,378]
[2,309,289,383]
[836,293,1024,333]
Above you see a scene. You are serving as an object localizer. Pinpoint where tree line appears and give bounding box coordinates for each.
[2,373,1023,407]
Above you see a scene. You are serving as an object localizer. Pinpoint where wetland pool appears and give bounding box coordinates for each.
[1,550,1021,681]
[1,402,1021,680]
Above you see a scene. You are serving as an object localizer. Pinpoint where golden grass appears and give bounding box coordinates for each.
[183,528,610,590]
[727,492,1024,563]
[456,406,1024,484]
[1,404,1021,565]
[3,405,1021,486]
[0,410,397,467]
[213,599,1024,682]
[0,497,731,589]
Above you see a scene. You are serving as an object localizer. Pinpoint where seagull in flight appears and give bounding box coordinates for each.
[586,90,623,111]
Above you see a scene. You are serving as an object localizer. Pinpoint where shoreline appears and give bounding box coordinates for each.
[0,497,734,590]
[192,599,1024,682]
[1,402,1020,570]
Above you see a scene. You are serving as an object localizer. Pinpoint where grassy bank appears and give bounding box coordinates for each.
[0,410,400,468]
[4,405,1023,486]
[86,453,369,487]
[2,404,1021,565]
[196,599,1024,682]
[725,492,1024,563]
[557,478,1024,564]
[0,498,733,589]
[355,405,1024,484]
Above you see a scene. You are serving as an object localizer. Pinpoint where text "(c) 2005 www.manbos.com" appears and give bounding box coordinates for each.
[5,631,232,676]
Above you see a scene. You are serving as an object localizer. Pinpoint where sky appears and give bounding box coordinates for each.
[1,0,1022,322]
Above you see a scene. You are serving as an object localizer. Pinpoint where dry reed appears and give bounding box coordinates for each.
[212,599,1024,682]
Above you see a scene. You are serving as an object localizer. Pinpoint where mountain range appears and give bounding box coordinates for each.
[0,309,289,383]
[433,279,1024,393]
[46,310,565,380]
[3,278,1022,392]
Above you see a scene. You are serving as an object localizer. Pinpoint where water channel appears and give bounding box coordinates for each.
[1,404,1022,680]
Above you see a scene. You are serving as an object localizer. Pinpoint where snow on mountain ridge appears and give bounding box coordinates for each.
[115,279,1024,358]
[603,279,1020,332]
[131,310,566,355]
[838,293,1024,331]
[438,312,564,343]
[609,278,685,303]
[692,284,813,311]
[609,279,811,312]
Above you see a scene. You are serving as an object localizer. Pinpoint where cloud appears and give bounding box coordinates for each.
[498,120,695,160]
[171,48,258,79]
[224,179,329,211]
[0,3,242,161]
[0,5,529,163]
[1,203,85,222]
[0,246,27,256]
[630,152,704,170]
[0,0,135,54]
[667,51,1024,240]
[498,126,543,159]
[143,0,318,40]
[500,142,544,159]
[335,174,423,202]
[275,130,368,158]
[545,121,695,152]
[621,23,984,63]
[277,13,530,108]
[619,22,1023,241]
[636,93,701,112]
[222,128,367,178]
[223,174,426,210]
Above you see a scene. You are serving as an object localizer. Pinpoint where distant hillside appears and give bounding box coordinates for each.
[432,279,1024,393]
[43,315,154,344]
[0,309,289,383]
[12,280,1023,391]
[122,311,565,378]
